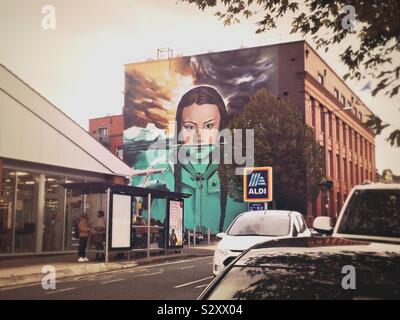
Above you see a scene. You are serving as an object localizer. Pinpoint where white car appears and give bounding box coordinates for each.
[213,210,311,275]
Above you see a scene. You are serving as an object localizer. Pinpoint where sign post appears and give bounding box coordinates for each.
[243,167,273,204]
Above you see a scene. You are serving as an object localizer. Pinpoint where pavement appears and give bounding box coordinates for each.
[0,243,217,289]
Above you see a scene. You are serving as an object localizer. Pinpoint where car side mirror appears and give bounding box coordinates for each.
[313,216,333,235]
[216,232,225,239]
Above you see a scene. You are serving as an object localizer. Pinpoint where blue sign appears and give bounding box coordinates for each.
[248,202,266,211]
[243,167,273,202]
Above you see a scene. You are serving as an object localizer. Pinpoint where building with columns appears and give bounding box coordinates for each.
[279,41,376,222]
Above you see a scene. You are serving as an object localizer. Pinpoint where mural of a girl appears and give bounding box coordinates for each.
[149,86,246,233]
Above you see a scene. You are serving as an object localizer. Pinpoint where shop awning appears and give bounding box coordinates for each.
[62,182,191,199]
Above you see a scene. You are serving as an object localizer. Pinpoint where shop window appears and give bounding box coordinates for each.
[14,172,38,253]
[42,176,65,252]
[0,170,15,254]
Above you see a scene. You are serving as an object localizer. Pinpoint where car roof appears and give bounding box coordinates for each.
[238,210,299,217]
[354,183,400,190]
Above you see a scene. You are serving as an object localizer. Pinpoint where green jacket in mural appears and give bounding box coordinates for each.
[131,144,246,234]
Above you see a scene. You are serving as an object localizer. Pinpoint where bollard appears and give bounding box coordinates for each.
[208,228,211,246]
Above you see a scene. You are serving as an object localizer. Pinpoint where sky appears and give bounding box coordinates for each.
[0,0,399,174]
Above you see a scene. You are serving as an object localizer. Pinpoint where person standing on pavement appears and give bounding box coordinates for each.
[78,213,90,262]
[94,210,106,261]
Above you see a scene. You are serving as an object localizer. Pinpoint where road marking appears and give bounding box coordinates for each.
[44,287,76,295]
[195,284,208,289]
[101,278,124,284]
[0,256,213,291]
[174,276,213,288]
[135,270,163,277]
[178,266,195,270]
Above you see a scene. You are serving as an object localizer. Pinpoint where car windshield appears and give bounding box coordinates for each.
[227,213,290,237]
[337,189,400,238]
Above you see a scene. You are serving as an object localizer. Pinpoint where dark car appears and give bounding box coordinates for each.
[198,237,400,300]
[199,183,400,300]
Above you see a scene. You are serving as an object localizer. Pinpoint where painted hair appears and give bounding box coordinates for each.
[173,86,228,232]
[175,85,228,143]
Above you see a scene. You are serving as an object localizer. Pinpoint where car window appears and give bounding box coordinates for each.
[296,216,306,233]
[292,216,301,235]
[337,189,400,238]
[227,214,290,237]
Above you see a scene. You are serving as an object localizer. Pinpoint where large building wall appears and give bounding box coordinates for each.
[303,42,376,220]
[122,40,376,229]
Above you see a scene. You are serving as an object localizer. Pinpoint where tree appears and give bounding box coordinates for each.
[181,0,400,146]
[219,89,323,213]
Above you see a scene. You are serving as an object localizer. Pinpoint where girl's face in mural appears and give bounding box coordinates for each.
[180,103,221,145]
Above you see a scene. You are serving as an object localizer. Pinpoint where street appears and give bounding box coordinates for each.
[0,256,214,300]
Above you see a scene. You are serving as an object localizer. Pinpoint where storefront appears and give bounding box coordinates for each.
[0,64,132,256]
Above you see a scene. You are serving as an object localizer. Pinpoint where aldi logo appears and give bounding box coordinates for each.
[243,167,273,202]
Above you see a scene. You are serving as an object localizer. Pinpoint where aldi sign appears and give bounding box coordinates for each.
[243,167,273,202]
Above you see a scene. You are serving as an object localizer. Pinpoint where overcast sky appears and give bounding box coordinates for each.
[1,0,399,174]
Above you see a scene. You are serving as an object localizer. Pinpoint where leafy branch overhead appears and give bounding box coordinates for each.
[181,0,400,146]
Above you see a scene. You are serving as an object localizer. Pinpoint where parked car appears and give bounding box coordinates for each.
[200,183,400,299]
[213,210,311,276]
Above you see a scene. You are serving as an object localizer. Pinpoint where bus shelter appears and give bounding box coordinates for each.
[62,182,191,262]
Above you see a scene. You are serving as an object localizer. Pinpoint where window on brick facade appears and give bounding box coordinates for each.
[320,107,325,133]
[343,124,347,146]
[318,73,324,86]
[334,88,339,99]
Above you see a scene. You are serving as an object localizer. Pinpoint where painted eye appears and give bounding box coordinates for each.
[184,124,196,131]
[205,123,214,130]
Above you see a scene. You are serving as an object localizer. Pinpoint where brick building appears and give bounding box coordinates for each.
[89,115,124,160]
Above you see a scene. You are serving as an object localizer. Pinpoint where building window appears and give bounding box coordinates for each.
[0,170,15,254]
[343,124,347,146]
[341,95,346,106]
[43,176,65,252]
[365,140,368,160]
[355,133,358,153]
[347,101,352,110]
[320,107,325,133]
[344,159,348,183]
[350,161,353,185]
[318,73,324,86]
[329,151,334,178]
[98,127,108,137]
[355,164,359,184]
[14,172,39,253]
[349,128,353,150]
[370,144,373,161]
[328,113,333,137]
[116,147,123,159]
[310,98,316,128]
[334,88,339,100]
[336,118,340,142]
[336,154,341,181]
[360,137,363,156]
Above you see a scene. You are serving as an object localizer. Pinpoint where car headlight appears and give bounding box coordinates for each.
[216,247,229,256]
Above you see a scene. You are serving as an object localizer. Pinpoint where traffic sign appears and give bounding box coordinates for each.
[243,167,273,202]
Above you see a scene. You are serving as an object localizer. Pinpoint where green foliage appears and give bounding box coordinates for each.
[219,89,323,212]
[181,0,400,146]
